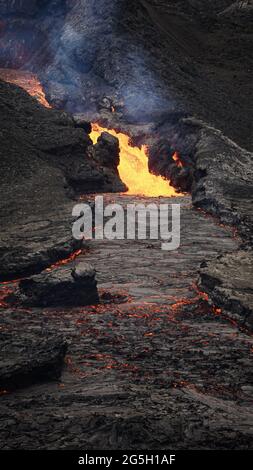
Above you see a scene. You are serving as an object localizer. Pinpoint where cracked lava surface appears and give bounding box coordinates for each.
[0,195,253,449]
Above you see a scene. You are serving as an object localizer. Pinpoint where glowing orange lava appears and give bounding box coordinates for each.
[45,249,82,272]
[172,151,183,168]
[0,68,50,108]
[90,123,179,197]
[1,69,180,197]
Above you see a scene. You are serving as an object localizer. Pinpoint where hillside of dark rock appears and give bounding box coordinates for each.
[0,79,125,280]
[1,1,252,149]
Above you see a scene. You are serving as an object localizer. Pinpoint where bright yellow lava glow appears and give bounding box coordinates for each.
[90,123,179,197]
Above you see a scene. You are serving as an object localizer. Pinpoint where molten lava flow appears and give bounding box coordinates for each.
[0,68,50,108]
[90,124,179,197]
[0,70,180,197]
[45,249,83,272]
[172,151,183,168]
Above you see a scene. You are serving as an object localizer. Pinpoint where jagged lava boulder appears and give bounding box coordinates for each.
[12,262,99,308]
[93,132,127,192]
[95,132,120,169]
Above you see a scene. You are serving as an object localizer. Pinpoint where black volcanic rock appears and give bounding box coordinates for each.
[146,114,253,328]
[190,117,253,325]
[0,329,67,390]
[13,262,99,307]
[92,132,127,192]
[95,132,120,169]
[219,1,253,22]
[199,250,253,328]
[72,113,92,133]
[0,79,125,280]
[190,118,253,243]
[1,197,253,450]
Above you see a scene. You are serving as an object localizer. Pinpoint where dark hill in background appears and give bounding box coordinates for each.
[0,0,252,150]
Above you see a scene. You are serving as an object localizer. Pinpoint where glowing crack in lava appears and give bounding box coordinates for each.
[90,124,179,197]
[172,151,183,168]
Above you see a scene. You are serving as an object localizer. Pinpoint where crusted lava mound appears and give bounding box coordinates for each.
[11,262,99,308]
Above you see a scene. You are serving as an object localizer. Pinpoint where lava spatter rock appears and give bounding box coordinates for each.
[12,262,99,307]
[169,165,193,193]
[94,132,120,169]
[72,113,92,134]
[0,329,67,390]
[92,132,128,193]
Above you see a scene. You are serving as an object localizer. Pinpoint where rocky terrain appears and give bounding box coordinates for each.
[1,196,253,449]
[11,261,99,308]
[0,329,67,390]
[0,78,125,280]
[0,0,252,451]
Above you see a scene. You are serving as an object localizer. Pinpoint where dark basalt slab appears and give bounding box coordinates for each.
[0,204,84,282]
[199,250,253,328]
[72,113,92,134]
[0,329,67,390]
[190,118,253,244]
[145,115,253,244]
[11,262,99,308]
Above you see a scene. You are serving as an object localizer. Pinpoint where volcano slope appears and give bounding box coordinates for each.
[0,0,253,450]
[1,1,251,149]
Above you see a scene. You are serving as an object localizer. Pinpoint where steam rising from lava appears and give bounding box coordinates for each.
[0,69,180,197]
[90,124,179,197]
